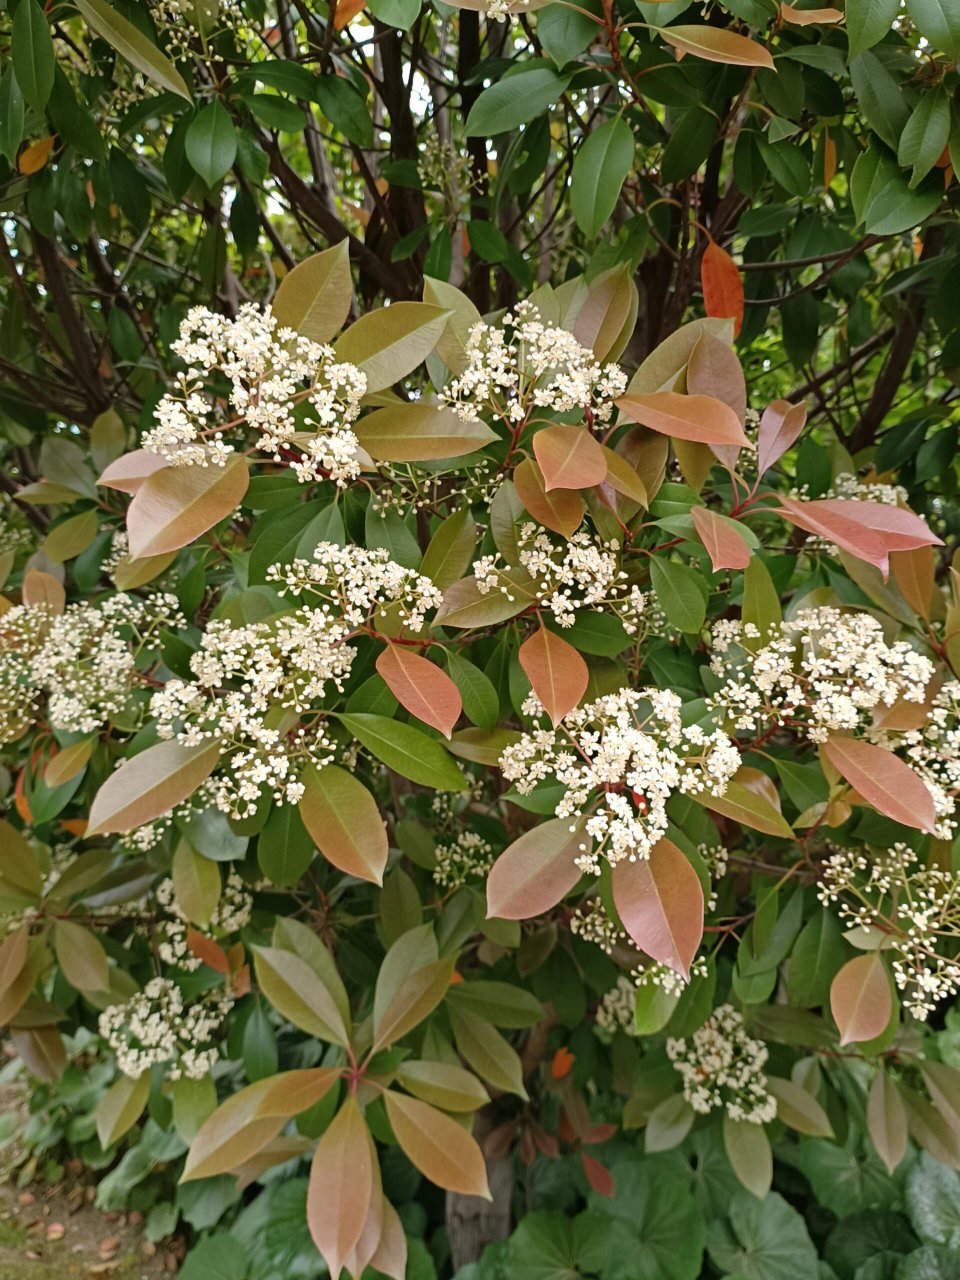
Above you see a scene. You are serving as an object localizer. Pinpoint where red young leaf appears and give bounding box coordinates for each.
[756,400,808,475]
[700,242,744,338]
[486,818,587,919]
[375,644,462,738]
[690,507,751,572]
[307,1097,373,1279]
[581,1152,615,1197]
[616,392,750,448]
[186,929,230,974]
[831,952,892,1046]
[532,424,608,492]
[611,837,704,978]
[518,625,589,726]
[821,736,937,833]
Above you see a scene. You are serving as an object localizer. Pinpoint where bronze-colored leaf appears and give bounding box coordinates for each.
[383,1091,491,1197]
[518,625,589,726]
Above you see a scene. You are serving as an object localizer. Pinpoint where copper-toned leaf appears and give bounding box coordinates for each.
[98,449,170,494]
[299,763,388,884]
[434,568,538,629]
[53,920,109,992]
[703,776,793,839]
[9,1026,65,1083]
[368,1196,407,1280]
[756,400,808,475]
[699,243,744,340]
[513,456,585,536]
[822,736,937,833]
[890,545,935,620]
[690,507,751,572]
[616,392,750,447]
[126,455,249,557]
[920,1060,960,1137]
[532,424,608,492]
[18,136,55,174]
[867,1070,908,1173]
[600,445,649,506]
[307,1097,373,1277]
[86,740,222,835]
[271,242,351,344]
[687,332,746,424]
[657,23,775,68]
[486,818,586,920]
[518,625,589,726]
[611,837,704,978]
[342,1138,384,1280]
[830,952,892,1046]
[780,2,844,22]
[901,1085,960,1170]
[22,569,65,613]
[43,739,93,789]
[383,1091,491,1197]
[375,644,462,738]
[372,953,455,1051]
[581,1152,614,1197]
[183,1068,340,1181]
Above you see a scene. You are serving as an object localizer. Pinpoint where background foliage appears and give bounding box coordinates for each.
[3,0,960,1276]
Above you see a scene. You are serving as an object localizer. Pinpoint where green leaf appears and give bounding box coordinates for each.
[898,88,950,187]
[253,945,350,1046]
[258,801,315,887]
[446,653,500,730]
[846,0,900,60]
[788,910,849,1008]
[723,1115,772,1199]
[589,1161,706,1280]
[849,53,909,151]
[172,842,221,925]
[447,980,545,1028]
[74,0,191,99]
[97,1073,151,1149]
[339,713,469,791]
[367,0,421,28]
[334,303,449,393]
[570,117,634,238]
[506,1211,638,1280]
[185,101,238,187]
[537,3,599,66]
[465,64,572,136]
[421,508,478,589]
[449,1005,528,1098]
[707,1191,818,1280]
[853,145,943,234]
[661,106,717,185]
[906,0,960,56]
[12,0,55,112]
[741,555,782,639]
[0,66,25,167]
[313,75,374,147]
[649,558,708,634]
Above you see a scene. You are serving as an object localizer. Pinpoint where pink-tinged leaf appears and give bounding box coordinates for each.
[616,392,750,447]
[690,507,752,572]
[513,457,585,537]
[368,1197,407,1280]
[87,740,222,835]
[821,736,937,833]
[581,1152,614,1197]
[830,952,892,1046]
[890,545,935,620]
[532,424,608,492]
[98,449,170,494]
[307,1097,373,1279]
[700,243,744,339]
[375,645,462,738]
[658,23,775,68]
[127,455,250,557]
[518,625,589,726]
[777,495,942,577]
[611,837,704,978]
[867,1070,908,1174]
[383,1091,491,1197]
[486,818,587,920]
[757,400,807,475]
[686,332,746,471]
[21,569,65,613]
[341,1136,384,1280]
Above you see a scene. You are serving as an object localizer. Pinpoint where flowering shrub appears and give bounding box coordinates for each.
[4,256,960,1280]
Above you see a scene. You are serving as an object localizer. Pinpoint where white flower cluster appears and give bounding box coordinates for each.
[432,831,495,891]
[0,594,183,743]
[151,610,352,819]
[596,976,638,1034]
[440,302,627,428]
[143,304,366,486]
[268,540,443,634]
[571,900,626,955]
[475,523,646,633]
[818,842,960,1019]
[500,688,740,873]
[791,473,907,508]
[902,680,960,836]
[155,870,253,971]
[709,608,935,744]
[667,1005,777,1124]
[98,977,232,1080]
